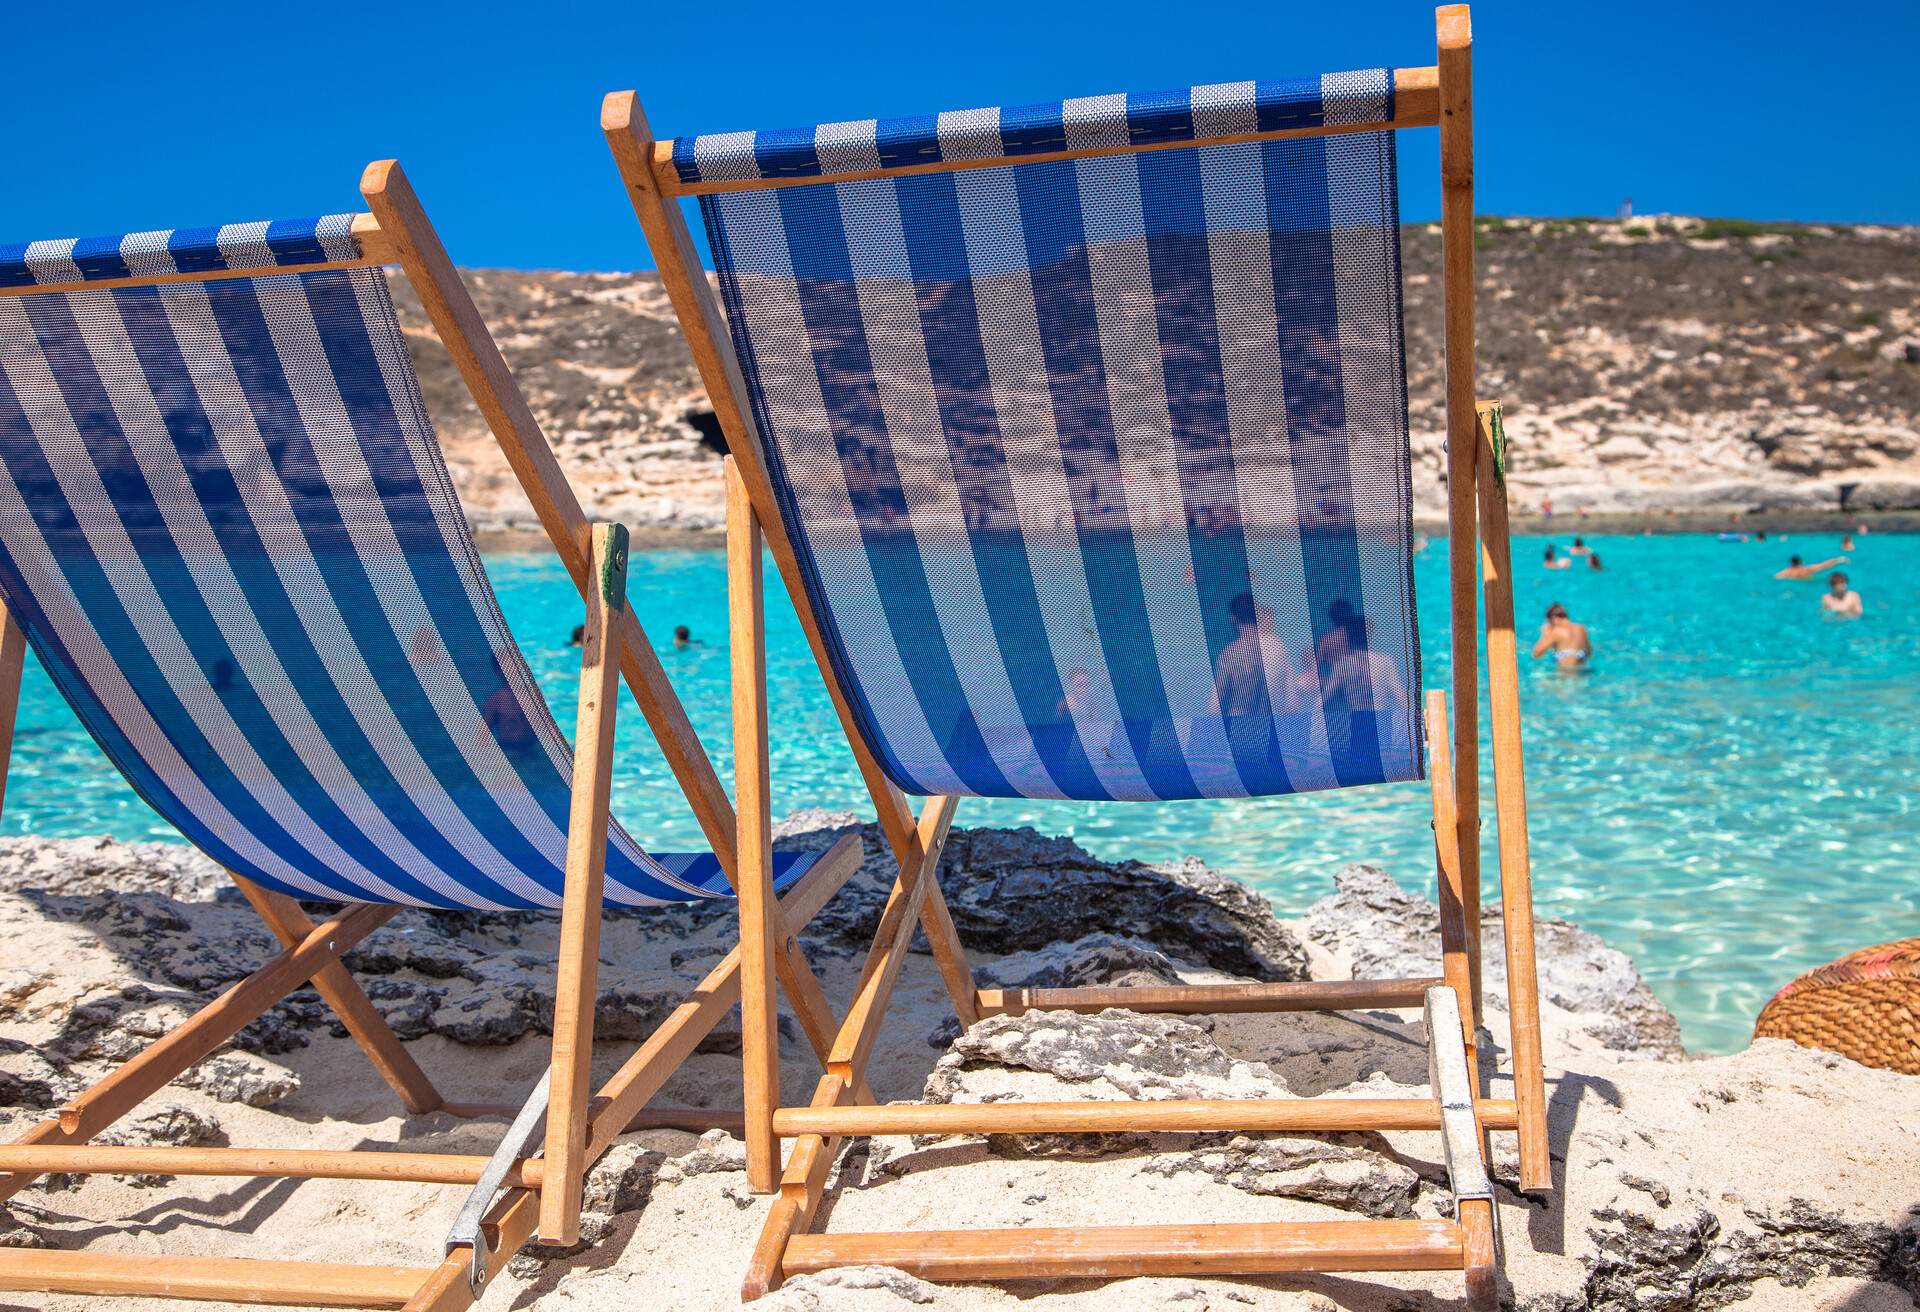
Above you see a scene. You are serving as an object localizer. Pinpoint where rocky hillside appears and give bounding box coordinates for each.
[391,216,1920,536]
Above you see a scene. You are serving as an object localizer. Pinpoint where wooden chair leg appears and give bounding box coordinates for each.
[1423,693,1483,1149]
[1463,833,1483,1025]
[537,523,627,1246]
[1475,401,1551,1193]
[745,795,959,1299]
[1460,1197,1498,1310]
[231,876,443,1115]
[728,459,782,1193]
[1437,0,1483,1073]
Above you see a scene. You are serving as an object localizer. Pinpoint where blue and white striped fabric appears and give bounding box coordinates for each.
[672,71,1397,185]
[696,70,1421,803]
[0,216,819,909]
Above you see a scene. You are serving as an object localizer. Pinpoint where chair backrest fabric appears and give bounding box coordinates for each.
[0,217,815,909]
[686,71,1423,802]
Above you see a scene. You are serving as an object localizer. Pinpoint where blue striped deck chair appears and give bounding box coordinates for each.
[608,6,1547,1305]
[0,161,866,1309]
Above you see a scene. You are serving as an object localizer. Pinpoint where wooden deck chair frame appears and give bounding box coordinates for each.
[0,161,873,1311]
[605,5,1547,1306]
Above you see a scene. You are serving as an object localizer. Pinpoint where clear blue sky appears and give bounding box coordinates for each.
[6,1,1916,271]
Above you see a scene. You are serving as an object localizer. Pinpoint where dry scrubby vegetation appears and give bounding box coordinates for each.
[1415,215,1920,436]
[390,216,1920,530]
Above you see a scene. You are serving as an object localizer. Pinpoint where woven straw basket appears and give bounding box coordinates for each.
[1755,938,1920,1075]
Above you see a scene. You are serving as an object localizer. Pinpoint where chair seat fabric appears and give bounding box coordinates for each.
[690,71,1423,803]
[0,217,808,909]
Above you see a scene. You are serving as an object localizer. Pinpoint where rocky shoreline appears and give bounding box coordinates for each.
[473,506,1920,559]
[1,817,1915,1310]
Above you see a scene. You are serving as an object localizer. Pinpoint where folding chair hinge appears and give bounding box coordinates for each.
[446,1070,551,1295]
[1424,987,1500,1249]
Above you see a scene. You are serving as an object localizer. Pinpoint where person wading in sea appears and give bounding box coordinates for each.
[1531,603,1592,671]
[1212,593,1302,717]
[1822,572,1863,618]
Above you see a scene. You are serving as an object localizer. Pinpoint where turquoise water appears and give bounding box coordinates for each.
[3,531,1914,1053]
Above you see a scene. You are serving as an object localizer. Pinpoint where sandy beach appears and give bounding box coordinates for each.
[2,816,1914,1311]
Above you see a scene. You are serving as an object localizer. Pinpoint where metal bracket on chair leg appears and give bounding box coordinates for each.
[445,1070,550,1296]
[1425,986,1499,1248]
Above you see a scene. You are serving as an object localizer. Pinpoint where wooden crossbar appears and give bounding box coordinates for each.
[772,1097,1520,1139]
[0,1145,516,1187]
[654,66,1441,197]
[782,1219,1467,1281]
[620,1106,746,1134]
[975,977,1443,1017]
[0,1249,429,1308]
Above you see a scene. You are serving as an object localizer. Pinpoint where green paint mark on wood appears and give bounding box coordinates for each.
[1486,405,1508,492]
[595,523,629,612]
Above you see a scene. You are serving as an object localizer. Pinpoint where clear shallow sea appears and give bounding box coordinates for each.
[3,530,1913,1054]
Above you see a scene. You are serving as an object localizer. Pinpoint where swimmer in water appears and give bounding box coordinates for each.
[1544,545,1571,570]
[1568,536,1592,557]
[1587,551,1604,571]
[1841,533,1855,552]
[1774,553,1847,581]
[1821,572,1863,617]
[1530,603,1591,670]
